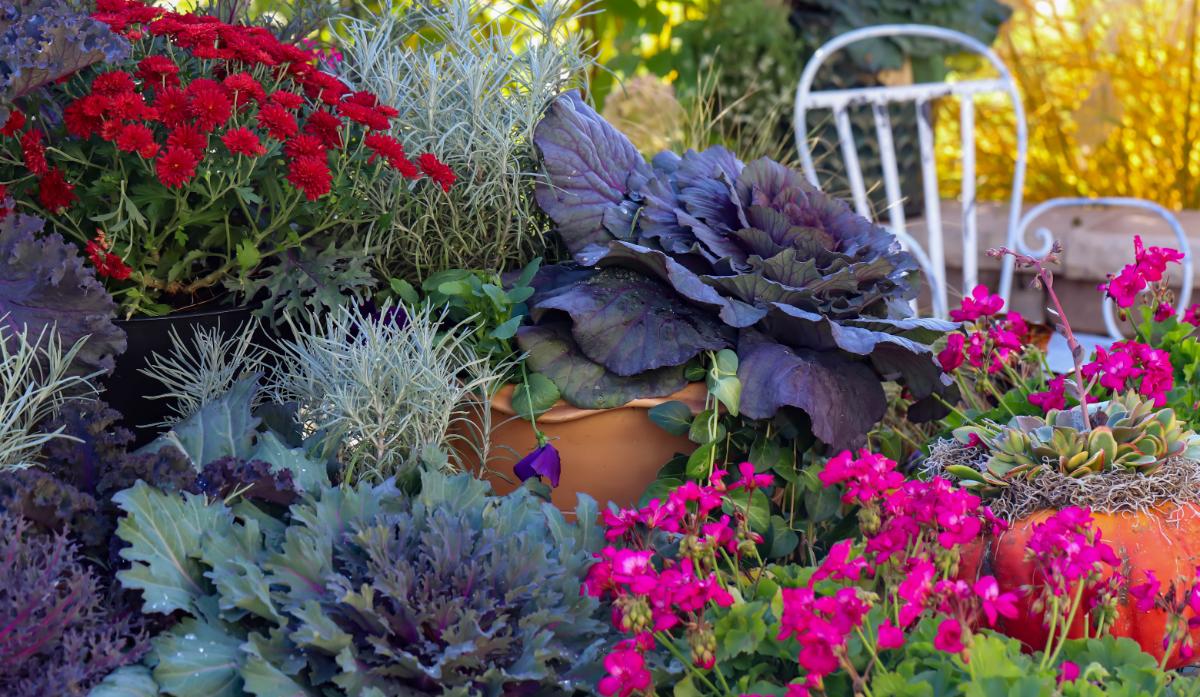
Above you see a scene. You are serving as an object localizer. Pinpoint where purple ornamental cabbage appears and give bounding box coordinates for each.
[520,91,956,449]
[0,0,130,121]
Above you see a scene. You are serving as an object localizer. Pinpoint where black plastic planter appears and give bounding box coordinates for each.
[106,304,265,445]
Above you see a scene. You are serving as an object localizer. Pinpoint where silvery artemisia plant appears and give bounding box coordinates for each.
[522,91,956,449]
[0,0,130,121]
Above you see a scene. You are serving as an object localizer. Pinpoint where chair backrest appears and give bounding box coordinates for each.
[794,24,1027,319]
[1013,197,1194,339]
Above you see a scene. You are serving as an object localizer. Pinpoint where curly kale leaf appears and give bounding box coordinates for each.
[0,0,130,119]
[0,211,125,375]
[0,512,149,697]
[0,398,194,558]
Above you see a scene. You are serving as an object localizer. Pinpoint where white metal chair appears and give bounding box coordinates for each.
[794,24,1195,371]
[795,24,1027,320]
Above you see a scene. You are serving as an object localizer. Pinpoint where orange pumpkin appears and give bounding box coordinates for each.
[959,504,1200,668]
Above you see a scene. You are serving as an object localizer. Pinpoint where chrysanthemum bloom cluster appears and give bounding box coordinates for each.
[1027,340,1174,411]
[1101,235,1185,308]
[584,464,768,696]
[0,0,454,306]
[939,285,1031,376]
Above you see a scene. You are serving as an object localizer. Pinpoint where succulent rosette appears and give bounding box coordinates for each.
[521,91,955,448]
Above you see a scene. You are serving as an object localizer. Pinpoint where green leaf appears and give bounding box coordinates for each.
[687,410,725,444]
[388,278,420,305]
[236,240,262,272]
[139,376,262,469]
[765,515,799,558]
[114,482,229,615]
[707,373,742,416]
[489,315,522,340]
[201,517,285,625]
[714,601,767,660]
[685,442,716,479]
[648,400,694,436]
[152,617,244,697]
[714,348,738,375]
[87,665,160,697]
[511,373,560,419]
[241,631,315,697]
[248,431,330,493]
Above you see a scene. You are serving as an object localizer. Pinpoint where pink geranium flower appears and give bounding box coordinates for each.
[974,576,1020,626]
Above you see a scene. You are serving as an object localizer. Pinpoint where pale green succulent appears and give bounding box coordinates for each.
[947,392,1200,490]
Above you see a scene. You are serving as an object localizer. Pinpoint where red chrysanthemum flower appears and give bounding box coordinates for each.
[20,129,48,175]
[166,124,208,157]
[104,91,153,121]
[0,110,25,137]
[153,87,191,127]
[86,237,133,281]
[364,133,417,176]
[115,123,160,158]
[221,127,265,156]
[303,71,350,106]
[37,169,77,212]
[223,72,265,107]
[187,81,233,132]
[136,55,180,89]
[286,155,332,201]
[336,101,390,131]
[156,146,199,188]
[283,134,326,159]
[268,90,304,110]
[418,153,456,192]
[302,110,343,149]
[257,103,298,141]
[92,70,136,96]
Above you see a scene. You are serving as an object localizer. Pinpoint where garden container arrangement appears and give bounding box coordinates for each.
[6,1,1200,696]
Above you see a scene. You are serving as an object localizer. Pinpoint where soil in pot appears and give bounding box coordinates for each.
[457,383,707,514]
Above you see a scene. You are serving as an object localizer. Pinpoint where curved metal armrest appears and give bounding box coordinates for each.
[1013,197,1193,339]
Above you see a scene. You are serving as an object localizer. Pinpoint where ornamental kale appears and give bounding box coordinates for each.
[0,397,194,558]
[0,210,125,375]
[0,0,130,121]
[112,469,612,696]
[0,512,149,697]
[523,91,954,449]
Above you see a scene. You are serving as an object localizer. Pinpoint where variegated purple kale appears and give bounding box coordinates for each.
[0,210,125,375]
[0,512,149,697]
[523,91,956,448]
[0,0,130,121]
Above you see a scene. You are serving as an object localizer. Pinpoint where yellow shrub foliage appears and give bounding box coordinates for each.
[937,0,1200,207]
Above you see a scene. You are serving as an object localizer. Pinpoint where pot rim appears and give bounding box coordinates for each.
[490,382,708,424]
[116,301,255,325]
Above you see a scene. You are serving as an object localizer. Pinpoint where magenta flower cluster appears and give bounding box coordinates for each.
[1028,340,1174,410]
[938,285,1029,375]
[1102,235,1185,308]
[583,463,769,696]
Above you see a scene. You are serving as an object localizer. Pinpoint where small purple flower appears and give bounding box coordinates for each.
[513,443,560,488]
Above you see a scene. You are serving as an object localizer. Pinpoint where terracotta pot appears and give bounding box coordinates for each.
[462,383,706,513]
[960,504,1200,668]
